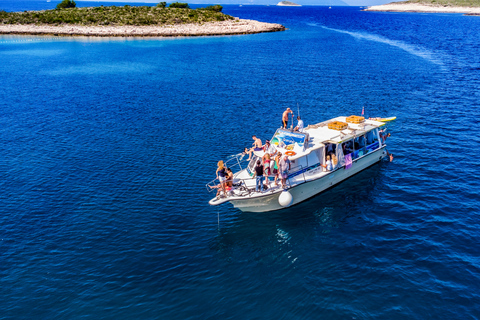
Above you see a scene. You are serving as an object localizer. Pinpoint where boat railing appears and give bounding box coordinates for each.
[286,164,309,188]
[206,163,307,198]
[224,153,250,172]
[206,161,319,200]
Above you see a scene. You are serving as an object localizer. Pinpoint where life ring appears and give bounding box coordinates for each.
[285,151,296,156]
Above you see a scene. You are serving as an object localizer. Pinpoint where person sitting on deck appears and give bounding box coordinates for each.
[245,135,263,160]
[263,140,277,157]
[226,168,234,188]
[294,116,304,132]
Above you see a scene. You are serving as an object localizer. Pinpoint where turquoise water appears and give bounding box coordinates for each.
[1,2,480,319]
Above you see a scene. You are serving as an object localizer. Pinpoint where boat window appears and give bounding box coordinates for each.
[365,129,380,153]
[353,135,367,159]
[247,155,258,175]
[366,130,376,144]
[343,140,354,156]
[336,143,345,167]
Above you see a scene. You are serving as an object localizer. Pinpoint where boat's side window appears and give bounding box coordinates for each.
[353,135,367,159]
[366,131,375,145]
[343,140,354,156]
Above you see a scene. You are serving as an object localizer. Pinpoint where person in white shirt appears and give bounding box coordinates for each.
[321,155,333,172]
[294,116,304,132]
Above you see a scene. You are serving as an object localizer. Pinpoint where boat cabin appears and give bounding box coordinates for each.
[246,116,384,179]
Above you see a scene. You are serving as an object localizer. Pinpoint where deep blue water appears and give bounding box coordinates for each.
[1,1,480,319]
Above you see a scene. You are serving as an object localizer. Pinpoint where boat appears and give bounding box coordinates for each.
[206,115,390,212]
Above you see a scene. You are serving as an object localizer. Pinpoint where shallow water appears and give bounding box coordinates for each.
[1,2,480,319]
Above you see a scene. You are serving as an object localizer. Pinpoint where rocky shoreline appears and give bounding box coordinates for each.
[363,3,480,15]
[0,19,286,37]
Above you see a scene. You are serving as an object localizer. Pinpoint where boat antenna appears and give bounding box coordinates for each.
[297,102,300,119]
[290,110,294,131]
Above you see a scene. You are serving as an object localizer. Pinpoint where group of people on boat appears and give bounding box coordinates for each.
[253,148,291,192]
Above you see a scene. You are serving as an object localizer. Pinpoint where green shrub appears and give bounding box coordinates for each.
[0,5,235,26]
[204,5,223,12]
[157,2,167,8]
[169,2,189,8]
[56,0,76,9]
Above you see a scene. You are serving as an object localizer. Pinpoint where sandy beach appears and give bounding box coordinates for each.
[364,3,480,15]
[0,19,285,37]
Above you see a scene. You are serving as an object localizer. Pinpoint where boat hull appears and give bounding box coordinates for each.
[229,147,387,212]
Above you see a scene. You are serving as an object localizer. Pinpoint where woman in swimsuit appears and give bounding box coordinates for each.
[273,153,282,186]
[263,154,271,187]
[216,160,226,196]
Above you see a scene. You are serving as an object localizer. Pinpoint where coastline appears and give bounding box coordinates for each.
[363,3,480,15]
[0,19,286,37]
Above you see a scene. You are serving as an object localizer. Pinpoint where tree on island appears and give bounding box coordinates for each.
[169,2,190,8]
[204,5,223,12]
[157,2,167,8]
[56,0,76,9]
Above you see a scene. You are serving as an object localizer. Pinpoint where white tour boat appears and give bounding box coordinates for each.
[207,115,390,212]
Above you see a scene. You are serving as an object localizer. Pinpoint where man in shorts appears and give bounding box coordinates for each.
[282,108,293,129]
[245,135,263,160]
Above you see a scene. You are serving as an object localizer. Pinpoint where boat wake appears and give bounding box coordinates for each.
[309,23,444,67]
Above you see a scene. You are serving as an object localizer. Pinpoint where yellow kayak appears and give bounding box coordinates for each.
[380,116,396,122]
[370,116,396,122]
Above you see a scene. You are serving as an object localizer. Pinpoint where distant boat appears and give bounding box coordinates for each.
[277,1,302,6]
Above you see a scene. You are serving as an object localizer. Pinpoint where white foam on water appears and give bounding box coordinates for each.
[320,25,445,67]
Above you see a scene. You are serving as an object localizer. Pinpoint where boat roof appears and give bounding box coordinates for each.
[306,116,384,143]
[269,116,384,160]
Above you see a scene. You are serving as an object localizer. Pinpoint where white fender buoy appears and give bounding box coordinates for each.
[278,190,293,207]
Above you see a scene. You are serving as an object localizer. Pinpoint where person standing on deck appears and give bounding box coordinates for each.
[278,155,291,189]
[253,160,265,192]
[215,161,226,196]
[282,108,293,129]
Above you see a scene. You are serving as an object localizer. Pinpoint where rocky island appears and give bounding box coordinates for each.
[277,1,302,6]
[0,1,286,37]
[364,0,480,15]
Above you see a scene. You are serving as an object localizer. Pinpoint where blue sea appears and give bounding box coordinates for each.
[1,0,480,319]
